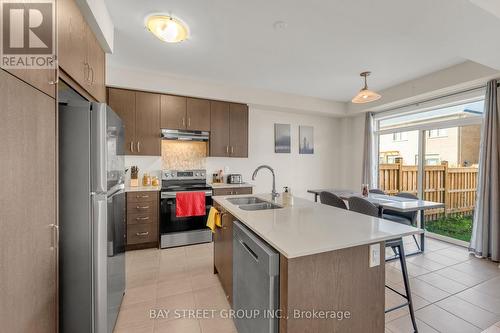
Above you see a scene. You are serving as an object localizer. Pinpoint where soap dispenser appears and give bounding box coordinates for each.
[282,187,294,206]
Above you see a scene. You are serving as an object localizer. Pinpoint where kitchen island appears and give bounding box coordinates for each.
[212,194,422,333]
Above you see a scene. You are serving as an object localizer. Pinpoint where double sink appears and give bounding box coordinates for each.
[227,196,282,211]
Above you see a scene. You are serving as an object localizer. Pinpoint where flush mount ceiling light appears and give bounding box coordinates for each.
[351,71,381,104]
[145,14,189,43]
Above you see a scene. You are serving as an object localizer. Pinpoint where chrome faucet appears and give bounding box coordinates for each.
[252,165,279,200]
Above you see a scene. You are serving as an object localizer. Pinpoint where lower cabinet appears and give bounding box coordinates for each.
[212,187,253,196]
[126,191,159,249]
[213,203,235,305]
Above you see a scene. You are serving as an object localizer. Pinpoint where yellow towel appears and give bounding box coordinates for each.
[206,207,222,233]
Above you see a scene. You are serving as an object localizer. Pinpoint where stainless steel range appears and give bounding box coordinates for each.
[160,169,213,248]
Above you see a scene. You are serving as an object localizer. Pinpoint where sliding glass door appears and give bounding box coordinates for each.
[375,99,484,243]
[423,124,481,242]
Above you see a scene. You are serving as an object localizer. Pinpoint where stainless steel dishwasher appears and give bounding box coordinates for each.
[233,221,280,333]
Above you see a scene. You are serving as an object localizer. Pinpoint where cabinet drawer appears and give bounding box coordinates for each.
[127,191,159,203]
[127,223,158,245]
[127,212,157,226]
[127,200,158,215]
[213,187,253,196]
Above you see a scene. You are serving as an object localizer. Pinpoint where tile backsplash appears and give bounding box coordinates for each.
[161,141,208,170]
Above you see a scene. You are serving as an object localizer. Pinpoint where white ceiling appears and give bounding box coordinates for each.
[105,0,500,102]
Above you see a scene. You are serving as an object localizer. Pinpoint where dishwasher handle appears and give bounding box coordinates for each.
[240,239,259,262]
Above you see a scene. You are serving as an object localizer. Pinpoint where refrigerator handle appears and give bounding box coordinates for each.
[92,195,108,333]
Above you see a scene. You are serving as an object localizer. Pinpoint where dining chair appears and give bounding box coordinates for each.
[348,196,418,333]
[382,192,420,250]
[347,197,379,217]
[320,191,347,210]
[369,189,385,195]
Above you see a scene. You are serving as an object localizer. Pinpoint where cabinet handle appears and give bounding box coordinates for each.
[136,232,149,236]
[49,60,59,85]
[136,216,150,221]
[130,141,134,152]
[226,146,229,154]
[136,205,150,209]
[137,195,149,198]
[49,224,59,250]
[90,66,95,85]
[188,118,191,127]
[231,146,234,154]
[84,62,90,83]
[137,141,141,152]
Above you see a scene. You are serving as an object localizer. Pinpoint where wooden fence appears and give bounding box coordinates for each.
[378,162,478,220]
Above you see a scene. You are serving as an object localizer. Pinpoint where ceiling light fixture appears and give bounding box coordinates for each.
[351,71,381,104]
[145,14,189,43]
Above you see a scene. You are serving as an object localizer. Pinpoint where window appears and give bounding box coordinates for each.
[428,129,448,138]
[424,154,441,165]
[392,132,408,141]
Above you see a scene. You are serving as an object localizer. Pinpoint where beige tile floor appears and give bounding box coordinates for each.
[114,237,500,333]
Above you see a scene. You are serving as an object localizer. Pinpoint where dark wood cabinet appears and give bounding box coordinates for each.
[58,0,105,102]
[161,95,211,131]
[110,87,248,157]
[85,25,106,102]
[58,0,86,85]
[213,204,234,305]
[108,88,161,156]
[161,95,186,129]
[212,187,253,196]
[187,98,211,131]
[229,103,249,157]
[0,69,57,332]
[209,101,230,156]
[210,101,249,157]
[135,92,161,155]
[126,191,159,249]
[108,88,136,154]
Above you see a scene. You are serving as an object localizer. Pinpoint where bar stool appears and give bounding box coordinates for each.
[348,197,418,333]
[319,191,347,210]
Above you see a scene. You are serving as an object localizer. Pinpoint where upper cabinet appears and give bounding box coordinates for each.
[58,0,106,102]
[187,98,211,131]
[108,88,161,156]
[210,101,248,157]
[160,95,186,129]
[109,87,248,158]
[161,95,211,131]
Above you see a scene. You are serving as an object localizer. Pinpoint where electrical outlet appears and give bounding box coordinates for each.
[369,243,381,267]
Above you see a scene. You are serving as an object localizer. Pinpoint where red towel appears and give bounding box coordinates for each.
[176,192,206,217]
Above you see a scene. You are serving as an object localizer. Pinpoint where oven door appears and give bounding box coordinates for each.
[160,191,212,234]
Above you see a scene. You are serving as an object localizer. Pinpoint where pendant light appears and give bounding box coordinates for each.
[351,71,381,104]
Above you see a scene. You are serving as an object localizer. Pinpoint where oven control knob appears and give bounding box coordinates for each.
[195,172,199,176]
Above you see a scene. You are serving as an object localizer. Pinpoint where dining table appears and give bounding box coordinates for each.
[307,189,445,254]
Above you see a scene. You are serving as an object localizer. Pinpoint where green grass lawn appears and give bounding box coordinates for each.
[426,215,473,242]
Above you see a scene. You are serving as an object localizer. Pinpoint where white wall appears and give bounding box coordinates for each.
[337,115,365,191]
[206,107,340,199]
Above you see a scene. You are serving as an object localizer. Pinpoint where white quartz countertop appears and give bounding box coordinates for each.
[125,185,161,192]
[210,183,254,189]
[213,194,423,259]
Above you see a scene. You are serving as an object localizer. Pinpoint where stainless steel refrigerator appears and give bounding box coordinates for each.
[59,83,126,333]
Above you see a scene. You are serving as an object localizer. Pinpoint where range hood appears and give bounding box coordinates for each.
[161,129,209,141]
